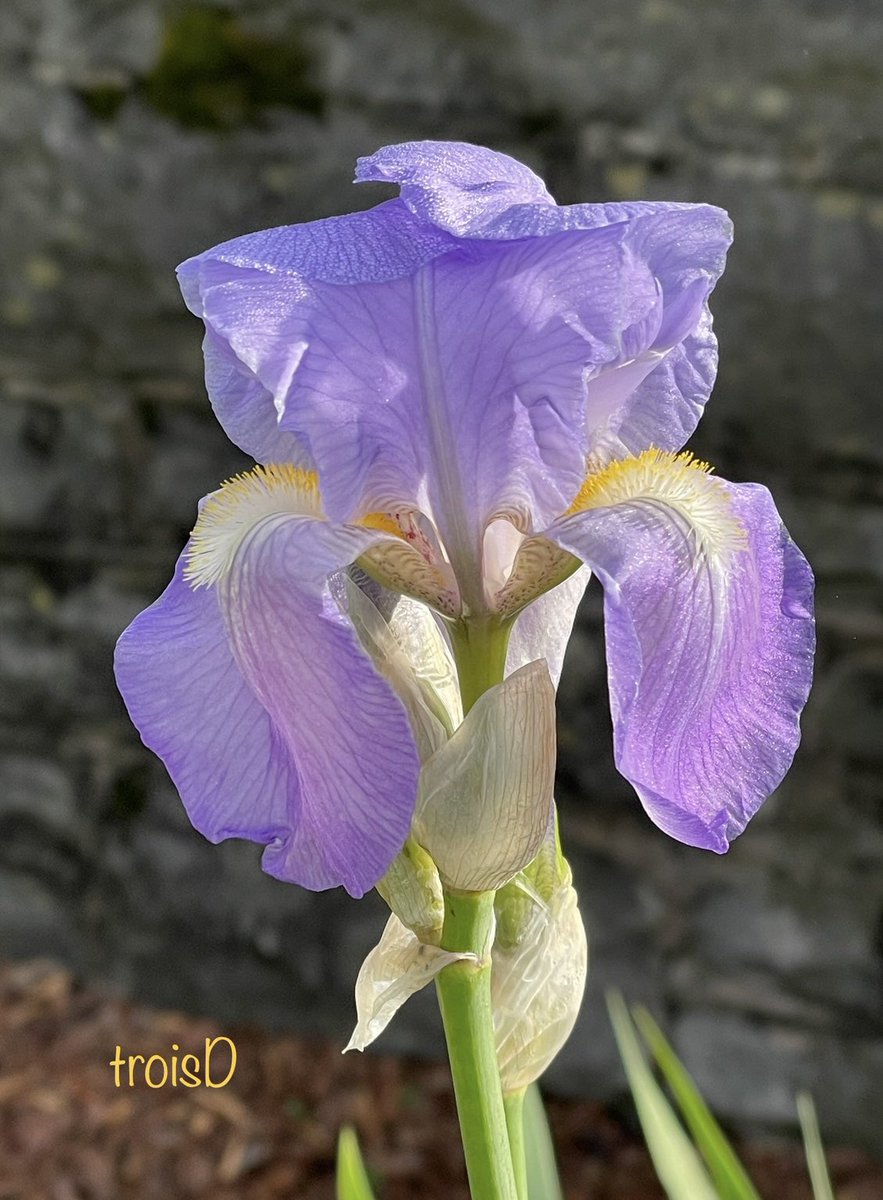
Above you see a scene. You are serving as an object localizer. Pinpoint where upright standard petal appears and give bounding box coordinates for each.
[179,143,730,608]
[183,218,663,607]
[177,199,459,462]
[547,451,814,850]
[355,140,554,236]
[115,468,420,897]
[356,145,731,459]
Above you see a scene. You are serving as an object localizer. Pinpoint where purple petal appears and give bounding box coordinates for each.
[115,525,420,897]
[356,140,554,236]
[548,483,815,850]
[368,174,731,454]
[180,143,731,548]
[201,327,311,464]
[178,199,458,289]
[178,200,457,462]
[184,221,663,603]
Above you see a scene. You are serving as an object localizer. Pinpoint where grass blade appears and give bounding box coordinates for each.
[607,990,718,1200]
[797,1092,835,1200]
[633,1005,762,1200]
[523,1083,564,1200]
[336,1125,378,1200]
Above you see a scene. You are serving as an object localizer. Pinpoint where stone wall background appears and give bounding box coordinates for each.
[1,0,881,1150]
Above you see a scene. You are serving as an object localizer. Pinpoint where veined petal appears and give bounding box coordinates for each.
[116,469,420,897]
[413,661,556,891]
[387,597,463,733]
[356,152,731,458]
[345,914,478,1052]
[373,178,731,455]
[115,560,301,859]
[177,198,459,463]
[201,327,311,465]
[356,140,554,236]
[181,145,730,565]
[575,206,730,456]
[188,220,662,607]
[177,198,458,290]
[492,532,582,621]
[547,450,815,851]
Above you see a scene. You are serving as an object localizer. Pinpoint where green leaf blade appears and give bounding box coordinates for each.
[632,1005,762,1200]
[797,1092,836,1200]
[606,990,718,1200]
[336,1125,378,1200]
[523,1083,565,1200]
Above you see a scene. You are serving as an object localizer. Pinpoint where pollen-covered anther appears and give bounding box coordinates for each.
[185,463,322,587]
[566,448,747,562]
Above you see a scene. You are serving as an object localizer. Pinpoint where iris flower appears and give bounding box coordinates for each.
[115,141,814,899]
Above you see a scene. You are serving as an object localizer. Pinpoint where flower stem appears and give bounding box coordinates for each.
[436,890,518,1200]
[503,1089,528,1200]
[449,616,514,714]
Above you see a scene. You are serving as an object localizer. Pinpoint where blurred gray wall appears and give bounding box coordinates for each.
[1,0,881,1149]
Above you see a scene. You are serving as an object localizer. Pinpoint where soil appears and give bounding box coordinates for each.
[0,960,880,1200]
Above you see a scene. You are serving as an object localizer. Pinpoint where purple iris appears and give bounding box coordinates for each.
[115,141,815,898]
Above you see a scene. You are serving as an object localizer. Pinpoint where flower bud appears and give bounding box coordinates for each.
[492,867,588,1093]
[376,838,444,945]
[413,660,556,892]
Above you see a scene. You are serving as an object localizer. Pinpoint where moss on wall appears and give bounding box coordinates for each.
[143,4,323,129]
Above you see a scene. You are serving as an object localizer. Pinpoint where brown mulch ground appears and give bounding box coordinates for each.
[0,960,880,1200]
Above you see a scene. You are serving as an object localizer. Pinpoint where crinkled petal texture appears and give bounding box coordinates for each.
[548,482,815,850]
[178,142,732,591]
[114,518,420,898]
[356,140,555,235]
[358,141,732,455]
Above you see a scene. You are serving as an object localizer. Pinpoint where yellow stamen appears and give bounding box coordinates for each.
[566,448,746,560]
[186,463,322,587]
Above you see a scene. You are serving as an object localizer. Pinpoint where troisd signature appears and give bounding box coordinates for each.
[109,1037,237,1088]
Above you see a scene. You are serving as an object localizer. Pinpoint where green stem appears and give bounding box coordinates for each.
[449,616,514,714]
[436,890,518,1200]
[504,1089,528,1200]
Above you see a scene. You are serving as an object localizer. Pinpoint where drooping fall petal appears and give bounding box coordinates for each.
[115,469,420,897]
[547,452,814,850]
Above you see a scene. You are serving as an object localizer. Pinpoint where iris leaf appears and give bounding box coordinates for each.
[632,1005,762,1200]
[336,1126,378,1200]
[796,1092,835,1200]
[607,990,717,1200]
[523,1083,565,1200]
